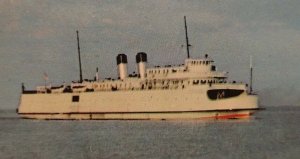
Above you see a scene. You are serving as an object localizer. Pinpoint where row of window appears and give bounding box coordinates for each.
[148,62,211,75]
[93,83,134,89]
[149,69,170,74]
[190,79,228,85]
[190,60,211,65]
[85,78,227,92]
[92,79,225,89]
[148,68,187,74]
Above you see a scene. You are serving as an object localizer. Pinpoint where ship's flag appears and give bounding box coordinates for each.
[43,72,49,81]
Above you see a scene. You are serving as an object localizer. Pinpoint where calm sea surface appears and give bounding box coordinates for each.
[0,106,299,159]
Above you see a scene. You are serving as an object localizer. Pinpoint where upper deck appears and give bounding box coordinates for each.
[146,58,227,80]
[22,55,245,95]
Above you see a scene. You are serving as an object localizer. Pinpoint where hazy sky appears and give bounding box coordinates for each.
[1,0,300,108]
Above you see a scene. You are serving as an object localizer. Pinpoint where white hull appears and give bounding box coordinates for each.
[18,84,259,120]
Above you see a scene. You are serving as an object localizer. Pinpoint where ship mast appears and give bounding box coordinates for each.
[250,55,253,94]
[184,16,191,59]
[76,30,83,83]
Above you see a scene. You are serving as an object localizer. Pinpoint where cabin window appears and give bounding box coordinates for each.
[72,95,79,102]
[193,80,199,85]
[211,65,216,71]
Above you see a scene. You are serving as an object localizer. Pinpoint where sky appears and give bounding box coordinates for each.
[0,0,300,109]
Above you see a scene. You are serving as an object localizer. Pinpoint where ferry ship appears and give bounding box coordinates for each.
[17,17,259,120]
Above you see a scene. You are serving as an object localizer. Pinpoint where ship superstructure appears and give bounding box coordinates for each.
[17,17,259,120]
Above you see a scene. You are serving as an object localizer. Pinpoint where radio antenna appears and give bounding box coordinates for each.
[184,16,191,58]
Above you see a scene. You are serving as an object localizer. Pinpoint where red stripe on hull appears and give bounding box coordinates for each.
[217,113,249,119]
[201,113,250,120]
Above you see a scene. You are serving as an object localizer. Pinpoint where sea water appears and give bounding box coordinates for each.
[0,106,299,159]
